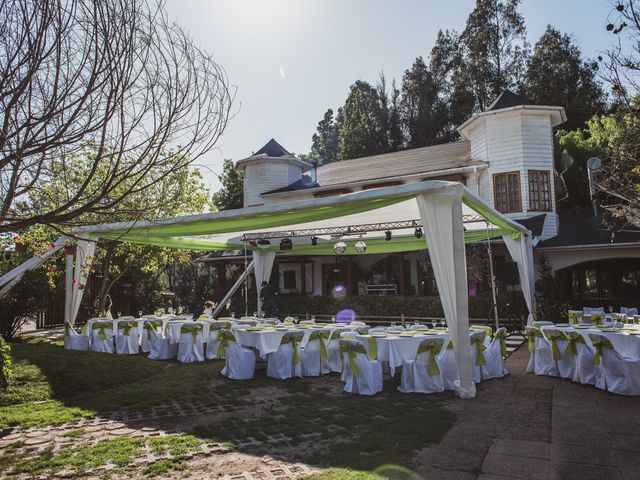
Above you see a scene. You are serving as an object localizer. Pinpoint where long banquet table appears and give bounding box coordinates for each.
[540,325,640,359]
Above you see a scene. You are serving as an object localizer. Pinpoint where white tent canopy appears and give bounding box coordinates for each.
[1,180,534,398]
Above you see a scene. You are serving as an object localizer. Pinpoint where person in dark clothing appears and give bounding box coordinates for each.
[260,281,278,318]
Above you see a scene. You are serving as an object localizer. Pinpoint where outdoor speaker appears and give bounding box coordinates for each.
[279,238,292,250]
[497,262,519,285]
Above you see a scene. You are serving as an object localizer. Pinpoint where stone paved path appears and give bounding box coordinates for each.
[412,346,640,480]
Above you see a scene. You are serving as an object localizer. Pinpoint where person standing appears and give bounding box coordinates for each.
[260,281,277,318]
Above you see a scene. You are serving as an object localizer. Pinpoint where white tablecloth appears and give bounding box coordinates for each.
[357,332,451,376]
[542,326,640,360]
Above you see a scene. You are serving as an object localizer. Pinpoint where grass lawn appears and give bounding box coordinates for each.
[1,337,457,477]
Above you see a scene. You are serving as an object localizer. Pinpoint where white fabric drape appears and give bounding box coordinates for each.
[0,236,67,298]
[69,239,96,325]
[416,187,476,399]
[503,233,536,325]
[253,250,276,314]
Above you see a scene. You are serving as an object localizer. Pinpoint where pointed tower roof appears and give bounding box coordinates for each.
[235,139,312,172]
[253,138,294,158]
[487,89,536,111]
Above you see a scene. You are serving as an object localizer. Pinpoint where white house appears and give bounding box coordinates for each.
[204,90,640,308]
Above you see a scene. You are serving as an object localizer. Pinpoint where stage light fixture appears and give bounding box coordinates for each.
[333,241,347,254]
[385,230,392,241]
[311,236,318,246]
[414,227,423,239]
[280,238,293,250]
[354,240,367,253]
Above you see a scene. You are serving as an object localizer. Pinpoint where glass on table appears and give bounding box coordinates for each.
[138,310,143,318]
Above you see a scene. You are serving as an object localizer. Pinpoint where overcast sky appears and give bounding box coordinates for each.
[164,0,616,192]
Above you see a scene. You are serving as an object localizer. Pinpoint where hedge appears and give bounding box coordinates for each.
[0,336,11,392]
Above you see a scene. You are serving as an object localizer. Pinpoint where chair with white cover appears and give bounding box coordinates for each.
[406,324,428,331]
[369,326,387,335]
[563,331,596,386]
[64,322,89,351]
[481,327,509,380]
[177,323,205,363]
[589,333,640,395]
[115,321,139,355]
[439,339,459,390]
[90,321,115,353]
[141,320,163,353]
[339,339,383,396]
[542,327,572,378]
[219,330,256,380]
[525,326,552,375]
[267,332,303,380]
[300,330,328,376]
[399,337,445,394]
[205,322,231,360]
[147,328,175,360]
[325,329,343,372]
[470,325,493,347]
[621,307,638,316]
[299,319,315,325]
[386,325,405,333]
[469,330,487,383]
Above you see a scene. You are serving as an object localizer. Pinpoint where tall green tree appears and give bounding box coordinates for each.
[399,57,448,148]
[525,26,605,130]
[461,0,529,110]
[310,109,340,165]
[430,30,476,139]
[211,160,244,210]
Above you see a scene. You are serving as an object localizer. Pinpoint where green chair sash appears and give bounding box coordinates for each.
[64,322,73,336]
[527,328,542,352]
[340,342,368,378]
[118,321,136,337]
[367,337,378,361]
[547,332,566,361]
[93,322,111,341]
[470,326,493,338]
[308,331,329,362]
[568,311,581,325]
[494,330,508,358]
[417,341,443,376]
[471,336,487,366]
[216,330,235,357]
[143,321,162,341]
[591,313,604,325]
[564,333,585,356]
[281,334,303,365]
[181,323,204,342]
[592,337,614,365]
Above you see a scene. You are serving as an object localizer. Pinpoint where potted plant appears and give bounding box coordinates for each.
[12,235,27,252]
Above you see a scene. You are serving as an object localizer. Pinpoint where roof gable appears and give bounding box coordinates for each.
[488,89,536,111]
[254,138,294,158]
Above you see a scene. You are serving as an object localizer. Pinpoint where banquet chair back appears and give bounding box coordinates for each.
[220,330,256,380]
[399,337,445,394]
[481,327,509,380]
[300,330,329,376]
[438,339,460,390]
[177,323,205,363]
[90,321,115,353]
[621,307,638,316]
[588,333,640,395]
[564,330,596,386]
[64,322,89,351]
[299,319,315,325]
[542,327,571,378]
[148,328,175,360]
[470,325,493,346]
[387,325,405,333]
[141,320,163,353]
[339,339,383,396]
[340,331,357,340]
[469,330,487,383]
[369,326,387,334]
[568,310,582,326]
[407,324,428,331]
[267,331,304,380]
[584,307,605,325]
[206,322,230,360]
[115,321,139,355]
[323,328,343,373]
[525,326,552,375]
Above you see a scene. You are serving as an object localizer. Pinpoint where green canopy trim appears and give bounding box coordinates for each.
[462,195,522,240]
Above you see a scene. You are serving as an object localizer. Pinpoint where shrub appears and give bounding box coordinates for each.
[0,336,11,392]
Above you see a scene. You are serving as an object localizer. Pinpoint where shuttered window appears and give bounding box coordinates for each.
[493,172,521,213]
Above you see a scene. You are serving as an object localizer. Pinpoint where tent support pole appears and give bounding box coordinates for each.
[212,259,255,319]
[244,241,249,317]
[486,223,500,329]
